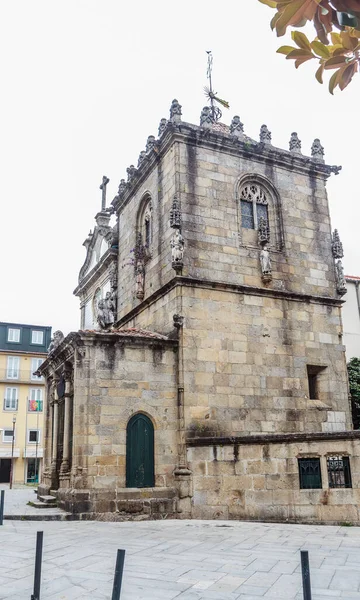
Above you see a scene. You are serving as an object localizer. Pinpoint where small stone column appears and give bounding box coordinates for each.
[50,379,59,488]
[60,372,72,475]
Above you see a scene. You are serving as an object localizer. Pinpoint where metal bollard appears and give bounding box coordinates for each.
[111,549,126,600]
[31,531,43,600]
[301,550,312,600]
[0,490,4,526]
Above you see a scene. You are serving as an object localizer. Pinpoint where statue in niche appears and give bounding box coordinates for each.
[136,261,145,300]
[171,229,184,271]
[260,244,272,282]
[97,293,115,329]
[48,330,64,354]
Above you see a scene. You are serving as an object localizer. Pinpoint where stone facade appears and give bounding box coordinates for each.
[37,100,360,523]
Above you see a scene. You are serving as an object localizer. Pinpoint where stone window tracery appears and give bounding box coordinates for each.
[240,184,269,230]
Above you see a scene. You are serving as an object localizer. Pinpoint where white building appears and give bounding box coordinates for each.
[343,276,360,360]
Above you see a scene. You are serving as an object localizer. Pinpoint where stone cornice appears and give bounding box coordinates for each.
[116,275,344,328]
[111,121,340,214]
[74,248,117,297]
[186,430,360,447]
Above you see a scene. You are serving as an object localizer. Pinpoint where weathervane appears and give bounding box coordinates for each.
[204,51,229,123]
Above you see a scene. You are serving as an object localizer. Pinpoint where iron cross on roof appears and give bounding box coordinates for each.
[99,175,110,211]
[204,51,229,123]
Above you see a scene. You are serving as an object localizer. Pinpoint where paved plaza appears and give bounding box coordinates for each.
[3,516,360,600]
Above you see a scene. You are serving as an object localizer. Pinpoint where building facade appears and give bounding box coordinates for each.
[37,101,360,523]
[343,276,360,359]
[0,322,51,484]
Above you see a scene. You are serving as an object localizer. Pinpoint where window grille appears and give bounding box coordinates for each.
[240,185,268,230]
[298,458,322,489]
[327,456,352,488]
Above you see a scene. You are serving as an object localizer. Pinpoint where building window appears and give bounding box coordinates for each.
[7,328,20,343]
[327,456,352,488]
[28,389,43,412]
[28,429,40,444]
[6,356,20,379]
[4,387,18,411]
[2,429,14,443]
[31,358,43,381]
[240,185,269,230]
[298,457,322,489]
[27,458,40,484]
[31,330,44,345]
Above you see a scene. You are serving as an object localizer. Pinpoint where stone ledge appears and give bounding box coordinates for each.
[186,430,360,447]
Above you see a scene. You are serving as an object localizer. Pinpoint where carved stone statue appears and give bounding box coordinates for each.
[97,293,115,329]
[311,138,325,162]
[146,135,156,153]
[170,99,182,123]
[158,118,167,137]
[170,195,181,229]
[259,125,272,144]
[335,259,347,296]
[126,165,137,183]
[200,106,213,128]
[48,330,65,354]
[117,179,126,196]
[289,132,302,154]
[135,262,145,300]
[137,151,146,167]
[230,116,244,139]
[171,229,184,271]
[260,244,272,282]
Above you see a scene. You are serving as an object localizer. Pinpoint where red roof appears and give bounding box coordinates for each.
[345,275,360,281]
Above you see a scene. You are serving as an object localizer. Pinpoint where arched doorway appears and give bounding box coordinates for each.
[126,413,154,488]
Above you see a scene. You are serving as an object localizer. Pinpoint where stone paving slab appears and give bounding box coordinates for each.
[2,520,360,598]
[0,484,68,519]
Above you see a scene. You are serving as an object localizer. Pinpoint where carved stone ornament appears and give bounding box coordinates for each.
[158,118,167,137]
[170,195,181,229]
[48,330,65,354]
[126,165,137,183]
[97,291,116,329]
[200,106,213,128]
[173,314,184,329]
[311,138,325,162]
[335,259,347,296]
[117,179,126,196]
[258,216,270,246]
[259,125,272,144]
[170,99,182,123]
[332,229,344,259]
[260,244,272,282]
[230,116,244,139]
[241,184,268,206]
[137,151,146,167]
[135,260,145,300]
[171,229,184,272]
[289,132,302,154]
[146,135,156,153]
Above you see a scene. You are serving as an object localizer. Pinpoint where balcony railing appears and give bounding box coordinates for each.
[0,369,44,383]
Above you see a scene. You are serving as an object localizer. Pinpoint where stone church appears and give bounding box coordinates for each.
[37,98,360,522]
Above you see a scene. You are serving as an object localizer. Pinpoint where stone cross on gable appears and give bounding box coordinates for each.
[99,175,110,211]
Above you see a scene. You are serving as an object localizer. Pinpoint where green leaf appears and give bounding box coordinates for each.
[324,55,347,69]
[286,49,313,59]
[292,30,312,50]
[315,63,325,83]
[277,45,296,54]
[295,55,314,68]
[329,69,340,94]
[311,41,331,58]
[258,0,277,6]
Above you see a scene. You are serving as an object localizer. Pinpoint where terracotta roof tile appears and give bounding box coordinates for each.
[345,275,360,280]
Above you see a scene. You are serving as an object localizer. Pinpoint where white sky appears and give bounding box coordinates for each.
[0,1,359,335]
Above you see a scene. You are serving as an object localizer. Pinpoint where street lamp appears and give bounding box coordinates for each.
[9,415,16,490]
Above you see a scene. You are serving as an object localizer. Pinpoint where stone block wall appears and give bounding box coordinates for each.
[187,437,360,523]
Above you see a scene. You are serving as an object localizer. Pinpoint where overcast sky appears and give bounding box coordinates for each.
[0,1,359,336]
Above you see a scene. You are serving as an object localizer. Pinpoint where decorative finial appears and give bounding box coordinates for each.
[126,165,137,183]
[200,106,213,128]
[170,99,182,123]
[204,51,229,124]
[259,125,271,145]
[332,229,344,259]
[99,175,110,211]
[158,118,167,137]
[311,138,325,162]
[289,132,302,154]
[117,179,126,196]
[146,135,156,153]
[137,151,146,168]
[230,116,244,139]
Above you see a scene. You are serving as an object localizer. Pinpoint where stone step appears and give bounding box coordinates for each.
[28,501,58,509]
[38,495,57,505]
[50,490,57,497]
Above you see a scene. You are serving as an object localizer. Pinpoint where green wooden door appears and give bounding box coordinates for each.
[126,413,155,488]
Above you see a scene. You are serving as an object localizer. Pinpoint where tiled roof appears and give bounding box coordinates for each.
[345,275,360,281]
[212,122,230,134]
[82,327,168,340]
